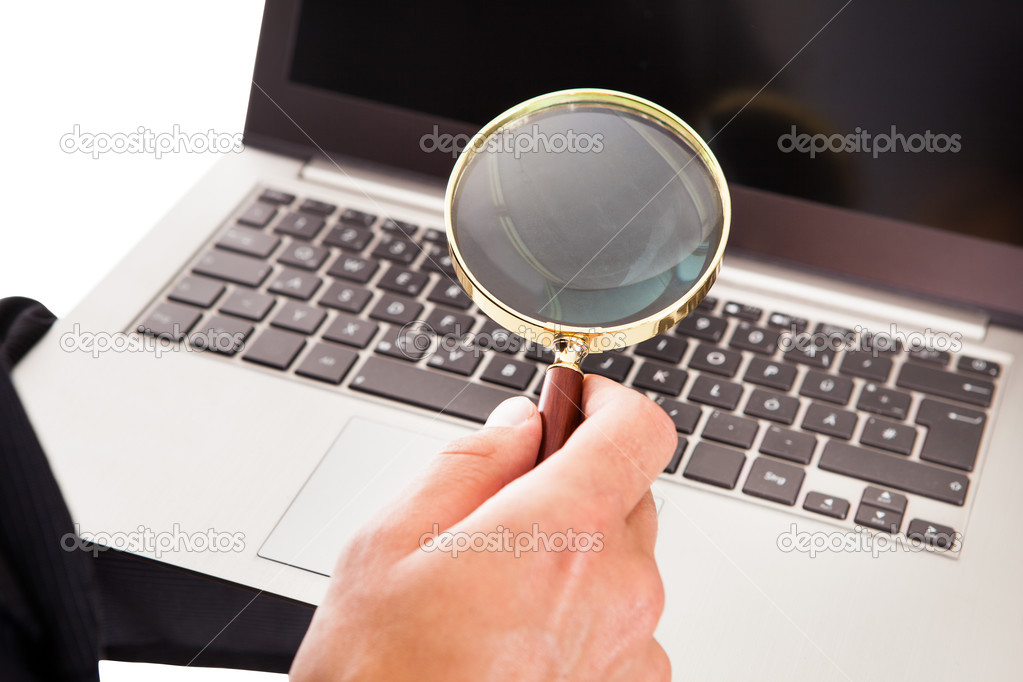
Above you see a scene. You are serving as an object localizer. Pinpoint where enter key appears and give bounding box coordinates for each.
[915,398,987,472]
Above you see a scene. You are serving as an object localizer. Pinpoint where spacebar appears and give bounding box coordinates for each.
[350,357,520,423]
[819,441,970,506]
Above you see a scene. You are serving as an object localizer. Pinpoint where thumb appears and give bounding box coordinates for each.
[368,396,541,558]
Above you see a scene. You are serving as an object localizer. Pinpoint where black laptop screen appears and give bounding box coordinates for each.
[284,0,1020,247]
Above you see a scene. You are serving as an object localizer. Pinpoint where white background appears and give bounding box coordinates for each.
[3,1,288,679]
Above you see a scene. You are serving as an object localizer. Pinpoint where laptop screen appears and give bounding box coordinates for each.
[280,0,1020,248]
[244,0,1022,324]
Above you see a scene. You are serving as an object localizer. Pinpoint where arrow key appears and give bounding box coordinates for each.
[855,502,902,533]
[907,519,958,549]
[861,486,907,514]
[803,491,850,520]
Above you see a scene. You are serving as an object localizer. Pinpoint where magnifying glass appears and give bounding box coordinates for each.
[445,88,729,464]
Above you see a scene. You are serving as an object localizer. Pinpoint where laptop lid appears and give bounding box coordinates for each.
[243,0,1023,327]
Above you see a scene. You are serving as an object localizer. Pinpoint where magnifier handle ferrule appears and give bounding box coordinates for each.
[535,337,588,465]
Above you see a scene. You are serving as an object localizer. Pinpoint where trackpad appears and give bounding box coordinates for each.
[259,418,446,576]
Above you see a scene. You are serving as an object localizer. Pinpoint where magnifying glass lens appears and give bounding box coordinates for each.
[450,103,725,329]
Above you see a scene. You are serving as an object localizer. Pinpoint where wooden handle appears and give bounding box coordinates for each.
[536,365,584,465]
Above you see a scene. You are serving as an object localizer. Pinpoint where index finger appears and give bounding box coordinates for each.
[527,374,678,523]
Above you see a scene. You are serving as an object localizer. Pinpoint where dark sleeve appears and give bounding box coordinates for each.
[0,297,101,682]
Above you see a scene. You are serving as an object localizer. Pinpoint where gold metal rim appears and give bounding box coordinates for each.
[444,87,730,353]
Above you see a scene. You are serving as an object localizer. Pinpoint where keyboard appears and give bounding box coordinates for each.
[135,186,1007,555]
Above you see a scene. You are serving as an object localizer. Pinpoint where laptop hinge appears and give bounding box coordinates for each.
[299,155,446,215]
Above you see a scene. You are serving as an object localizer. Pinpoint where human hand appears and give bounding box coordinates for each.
[290,375,678,681]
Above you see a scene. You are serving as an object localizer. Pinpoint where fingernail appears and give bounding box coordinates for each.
[485,396,536,428]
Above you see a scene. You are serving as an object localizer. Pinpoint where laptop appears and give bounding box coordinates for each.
[13,0,1023,679]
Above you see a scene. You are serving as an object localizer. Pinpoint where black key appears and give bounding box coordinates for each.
[766,312,808,334]
[378,266,429,297]
[860,330,901,355]
[688,344,742,377]
[338,208,376,228]
[168,275,224,308]
[193,250,272,287]
[375,324,432,362]
[675,313,727,342]
[635,335,687,364]
[473,319,524,354]
[274,212,325,240]
[696,295,717,312]
[137,302,201,341]
[815,322,855,346]
[744,389,800,425]
[744,357,797,391]
[839,350,892,382]
[663,438,688,474]
[906,519,958,549]
[369,294,423,325]
[687,375,743,410]
[381,218,418,237]
[419,242,456,275]
[782,336,837,370]
[702,410,759,449]
[581,353,634,382]
[327,254,379,284]
[270,301,326,335]
[268,268,322,301]
[190,314,253,356]
[323,224,373,252]
[480,356,536,390]
[350,357,520,423]
[653,397,702,434]
[424,307,475,338]
[742,457,804,506]
[957,355,1000,378]
[217,226,280,258]
[857,382,912,420]
[298,198,336,216]
[426,278,473,310]
[722,301,761,321]
[759,426,817,465]
[278,242,329,270]
[322,314,378,349]
[801,403,857,440]
[854,503,901,534]
[525,343,555,364]
[861,486,907,514]
[803,492,850,520]
[295,343,358,385]
[427,341,483,376]
[632,361,688,396]
[915,398,986,472]
[728,323,779,355]
[897,362,994,407]
[372,235,419,265]
[421,227,447,243]
[219,289,275,321]
[908,348,950,366]
[242,328,306,369]
[318,281,372,314]
[799,371,853,405]
[860,417,917,456]
[258,188,294,205]
[683,442,747,490]
[237,202,277,227]
[818,440,970,506]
